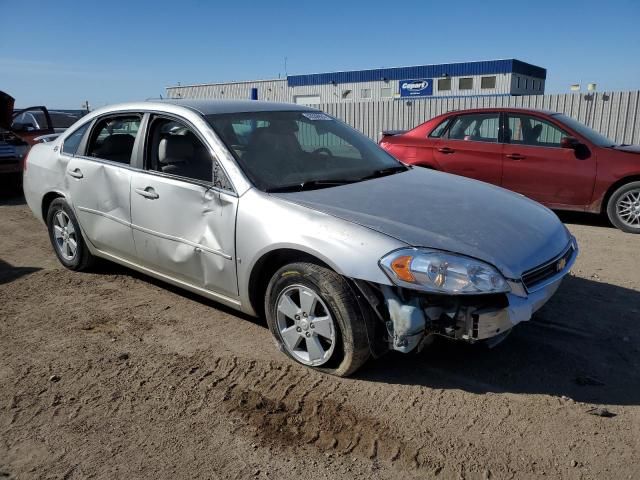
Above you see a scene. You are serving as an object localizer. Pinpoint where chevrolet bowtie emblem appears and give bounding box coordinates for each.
[557,257,567,271]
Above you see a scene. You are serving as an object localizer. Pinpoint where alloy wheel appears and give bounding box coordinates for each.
[616,188,640,229]
[275,284,336,366]
[52,210,78,261]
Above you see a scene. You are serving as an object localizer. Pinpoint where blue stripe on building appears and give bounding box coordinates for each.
[287,59,546,87]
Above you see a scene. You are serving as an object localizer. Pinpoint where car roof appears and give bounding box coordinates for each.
[439,107,559,116]
[154,98,317,115]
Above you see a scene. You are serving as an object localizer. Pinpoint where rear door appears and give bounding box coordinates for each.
[65,114,141,261]
[129,114,238,298]
[432,112,503,185]
[501,113,597,207]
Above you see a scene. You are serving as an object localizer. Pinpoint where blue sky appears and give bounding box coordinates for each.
[1,0,639,109]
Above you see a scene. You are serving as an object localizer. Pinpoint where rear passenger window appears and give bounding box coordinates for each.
[87,116,141,164]
[62,123,90,156]
[447,113,499,143]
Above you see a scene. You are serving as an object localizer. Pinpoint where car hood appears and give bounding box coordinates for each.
[0,91,15,131]
[272,168,571,279]
[611,144,640,155]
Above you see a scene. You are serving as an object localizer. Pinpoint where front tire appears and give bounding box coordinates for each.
[264,262,370,376]
[46,198,95,270]
[606,181,640,233]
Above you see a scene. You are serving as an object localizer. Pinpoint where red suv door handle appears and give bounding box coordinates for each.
[438,147,455,154]
[506,153,526,160]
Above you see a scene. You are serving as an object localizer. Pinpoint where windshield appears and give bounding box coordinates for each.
[552,113,616,147]
[206,111,404,191]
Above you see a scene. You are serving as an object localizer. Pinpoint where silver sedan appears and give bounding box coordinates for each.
[23,99,577,376]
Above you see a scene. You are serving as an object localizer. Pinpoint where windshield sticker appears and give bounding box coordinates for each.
[302,112,333,121]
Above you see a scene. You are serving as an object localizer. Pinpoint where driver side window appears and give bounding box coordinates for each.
[507,115,567,147]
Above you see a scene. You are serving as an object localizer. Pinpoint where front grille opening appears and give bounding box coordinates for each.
[522,245,574,291]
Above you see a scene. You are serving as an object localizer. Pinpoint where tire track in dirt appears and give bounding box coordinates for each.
[193,356,443,472]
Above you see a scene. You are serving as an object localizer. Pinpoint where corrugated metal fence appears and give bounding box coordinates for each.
[317,91,640,144]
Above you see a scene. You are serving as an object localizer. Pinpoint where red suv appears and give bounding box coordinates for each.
[379,108,640,233]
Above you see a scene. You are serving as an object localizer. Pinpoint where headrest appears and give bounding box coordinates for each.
[266,120,299,134]
[159,135,194,164]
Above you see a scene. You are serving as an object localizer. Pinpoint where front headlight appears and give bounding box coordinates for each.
[379,248,510,294]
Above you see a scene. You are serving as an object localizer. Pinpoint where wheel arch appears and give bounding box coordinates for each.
[247,248,334,319]
[41,191,66,222]
[601,175,640,213]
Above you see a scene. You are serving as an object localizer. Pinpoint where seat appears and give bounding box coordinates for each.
[159,135,194,176]
[158,135,212,182]
[523,124,543,145]
[94,134,135,163]
[242,122,303,182]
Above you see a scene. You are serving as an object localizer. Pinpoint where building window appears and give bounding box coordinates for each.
[516,76,521,89]
[459,77,473,90]
[438,77,451,91]
[360,88,371,99]
[532,80,537,91]
[380,87,392,98]
[480,76,496,89]
[525,78,529,89]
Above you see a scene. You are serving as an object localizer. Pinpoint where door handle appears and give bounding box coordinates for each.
[506,153,526,160]
[437,147,455,154]
[135,187,159,200]
[67,168,83,179]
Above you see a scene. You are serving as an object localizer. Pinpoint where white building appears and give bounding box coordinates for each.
[166,59,546,105]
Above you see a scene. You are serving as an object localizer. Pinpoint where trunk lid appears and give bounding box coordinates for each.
[0,91,15,131]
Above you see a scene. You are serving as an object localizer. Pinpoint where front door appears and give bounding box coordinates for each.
[501,113,597,207]
[432,112,503,185]
[12,106,54,145]
[130,115,238,298]
[66,114,141,261]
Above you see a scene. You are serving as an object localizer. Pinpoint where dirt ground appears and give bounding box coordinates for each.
[1,190,639,480]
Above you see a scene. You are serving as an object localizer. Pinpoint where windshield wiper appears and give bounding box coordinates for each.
[266,166,409,193]
[357,165,409,181]
[266,179,356,193]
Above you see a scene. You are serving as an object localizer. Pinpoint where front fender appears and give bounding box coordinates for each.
[235,189,406,315]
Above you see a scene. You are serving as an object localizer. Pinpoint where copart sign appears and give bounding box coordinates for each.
[399,79,433,97]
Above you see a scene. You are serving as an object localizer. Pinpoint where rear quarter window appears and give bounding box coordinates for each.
[62,123,90,156]
[428,119,451,138]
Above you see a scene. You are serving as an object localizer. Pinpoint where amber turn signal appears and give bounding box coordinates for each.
[390,255,415,282]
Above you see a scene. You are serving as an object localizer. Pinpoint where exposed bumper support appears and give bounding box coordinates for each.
[380,271,567,352]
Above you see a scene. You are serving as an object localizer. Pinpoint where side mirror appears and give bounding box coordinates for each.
[561,136,580,149]
[12,122,35,132]
[562,136,591,160]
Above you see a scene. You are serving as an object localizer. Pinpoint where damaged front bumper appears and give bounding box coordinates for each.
[373,243,578,353]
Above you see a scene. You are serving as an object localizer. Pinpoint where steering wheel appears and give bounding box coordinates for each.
[312,147,334,158]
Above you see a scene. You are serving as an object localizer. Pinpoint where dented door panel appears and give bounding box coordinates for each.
[66,157,136,261]
[130,172,238,297]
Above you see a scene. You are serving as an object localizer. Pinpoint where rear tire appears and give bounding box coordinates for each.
[606,181,640,234]
[265,262,370,376]
[46,198,95,270]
